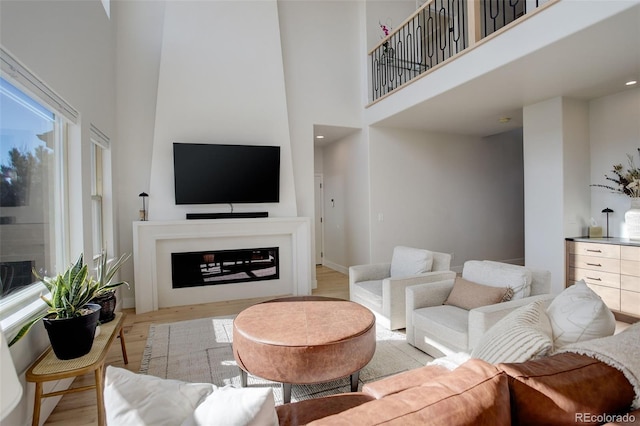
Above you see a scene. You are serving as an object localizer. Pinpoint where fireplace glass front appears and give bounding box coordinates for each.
[171,247,279,288]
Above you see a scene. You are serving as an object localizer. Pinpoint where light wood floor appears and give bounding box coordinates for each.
[43,266,348,425]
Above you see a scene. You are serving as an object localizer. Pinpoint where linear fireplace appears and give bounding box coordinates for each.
[132,217,312,313]
[171,247,279,288]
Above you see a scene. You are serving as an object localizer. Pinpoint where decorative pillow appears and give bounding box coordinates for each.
[104,366,215,426]
[444,277,513,310]
[463,260,532,299]
[471,300,553,364]
[546,280,615,349]
[104,366,278,426]
[389,246,433,277]
[181,385,278,426]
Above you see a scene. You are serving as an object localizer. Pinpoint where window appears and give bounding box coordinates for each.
[0,49,76,338]
[0,77,63,294]
[91,140,104,258]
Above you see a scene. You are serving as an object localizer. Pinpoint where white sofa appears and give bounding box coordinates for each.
[406,260,554,358]
[349,247,456,330]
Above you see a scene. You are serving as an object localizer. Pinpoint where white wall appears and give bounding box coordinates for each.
[590,87,640,237]
[368,126,524,269]
[320,131,370,271]
[278,0,365,273]
[314,146,324,172]
[0,1,115,423]
[523,98,565,293]
[148,0,296,221]
[523,96,590,294]
[114,0,370,289]
[113,0,166,309]
[563,98,591,239]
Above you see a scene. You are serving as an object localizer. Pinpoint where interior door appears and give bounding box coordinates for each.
[314,174,324,265]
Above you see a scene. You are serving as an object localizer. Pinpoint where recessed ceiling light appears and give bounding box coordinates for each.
[316,135,325,139]
[626,80,637,86]
[499,117,511,123]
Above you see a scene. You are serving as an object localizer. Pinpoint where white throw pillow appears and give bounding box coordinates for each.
[389,246,434,277]
[463,260,532,299]
[104,367,278,426]
[104,366,215,426]
[471,300,553,364]
[181,385,278,426]
[546,280,616,349]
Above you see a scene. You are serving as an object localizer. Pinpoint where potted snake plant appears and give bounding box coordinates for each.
[9,254,102,359]
[90,249,131,323]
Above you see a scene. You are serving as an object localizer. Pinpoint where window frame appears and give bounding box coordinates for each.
[0,48,76,342]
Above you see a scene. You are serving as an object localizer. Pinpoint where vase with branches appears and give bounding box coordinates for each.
[591,148,640,197]
[592,148,640,239]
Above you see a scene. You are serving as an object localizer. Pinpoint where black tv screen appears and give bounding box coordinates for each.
[173,143,280,204]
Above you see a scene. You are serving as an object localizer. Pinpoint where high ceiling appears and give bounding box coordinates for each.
[315,1,640,144]
[370,1,640,137]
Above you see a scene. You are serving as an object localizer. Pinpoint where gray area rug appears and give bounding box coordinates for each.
[139,315,433,405]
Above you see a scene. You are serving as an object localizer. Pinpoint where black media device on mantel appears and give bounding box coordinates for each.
[185,212,268,220]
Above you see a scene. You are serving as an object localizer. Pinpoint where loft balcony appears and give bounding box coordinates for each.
[366,0,640,137]
[369,0,554,103]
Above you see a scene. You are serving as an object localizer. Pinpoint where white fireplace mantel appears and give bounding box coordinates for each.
[132,217,312,314]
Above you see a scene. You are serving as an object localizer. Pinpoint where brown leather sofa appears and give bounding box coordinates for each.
[276,352,640,426]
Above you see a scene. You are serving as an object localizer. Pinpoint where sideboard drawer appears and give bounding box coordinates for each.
[621,290,640,316]
[586,283,621,311]
[569,242,620,259]
[566,238,640,319]
[569,268,620,289]
[621,275,640,292]
[568,254,620,273]
[621,260,640,277]
[621,245,640,262]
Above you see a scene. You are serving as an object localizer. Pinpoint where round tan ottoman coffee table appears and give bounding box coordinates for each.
[232,296,376,403]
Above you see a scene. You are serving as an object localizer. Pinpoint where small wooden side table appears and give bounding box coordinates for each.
[26,312,128,426]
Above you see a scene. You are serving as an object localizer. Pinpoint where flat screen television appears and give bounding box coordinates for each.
[173,143,280,204]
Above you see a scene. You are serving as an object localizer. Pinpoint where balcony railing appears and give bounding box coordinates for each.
[369,0,553,102]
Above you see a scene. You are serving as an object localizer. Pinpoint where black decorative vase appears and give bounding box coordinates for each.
[92,291,117,323]
[43,303,101,360]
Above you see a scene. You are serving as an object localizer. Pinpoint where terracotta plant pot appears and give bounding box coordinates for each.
[43,303,101,360]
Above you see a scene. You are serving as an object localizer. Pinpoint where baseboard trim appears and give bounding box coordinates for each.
[121,296,135,309]
[321,260,348,275]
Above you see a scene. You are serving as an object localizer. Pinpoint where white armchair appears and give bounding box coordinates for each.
[406,260,554,358]
[349,247,456,330]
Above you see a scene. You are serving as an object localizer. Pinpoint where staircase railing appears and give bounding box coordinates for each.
[369,0,553,103]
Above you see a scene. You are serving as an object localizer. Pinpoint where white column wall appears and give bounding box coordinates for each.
[523,98,564,292]
[148,1,297,222]
[113,0,166,309]
[562,98,591,239]
[523,97,590,294]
